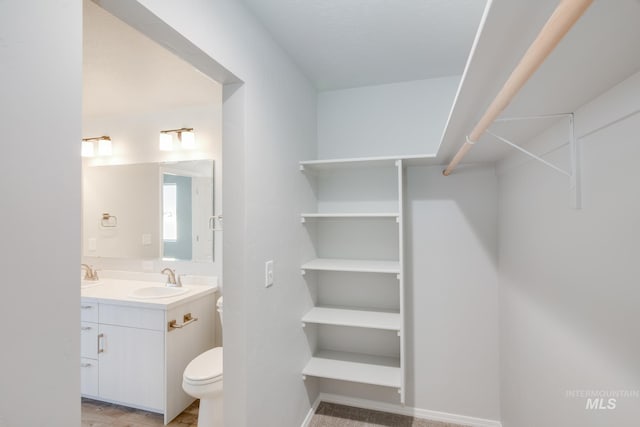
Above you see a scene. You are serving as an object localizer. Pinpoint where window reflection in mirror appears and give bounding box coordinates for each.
[162,173,192,261]
[162,183,178,241]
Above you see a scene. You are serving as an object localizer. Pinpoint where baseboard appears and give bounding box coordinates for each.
[300,395,322,427]
[313,393,502,427]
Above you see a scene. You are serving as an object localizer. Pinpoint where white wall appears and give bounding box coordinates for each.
[498,71,640,427]
[83,163,160,259]
[318,76,460,159]
[110,1,319,426]
[82,103,223,277]
[0,1,81,426]
[83,103,221,167]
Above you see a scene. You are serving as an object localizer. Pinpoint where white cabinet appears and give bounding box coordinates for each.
[80,322,98,359]
[300,156,407,403]
[80,290,216,424]
[98,323,164,410]
[80,301,99,397]
[80,358,99,396]
[96,304,165,411]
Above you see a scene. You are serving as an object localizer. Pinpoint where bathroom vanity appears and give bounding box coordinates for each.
[80,278,217,424]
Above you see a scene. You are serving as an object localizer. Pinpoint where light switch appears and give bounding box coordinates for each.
[142,234,152,246]
[88,238,97,251]
[265,260,274,288]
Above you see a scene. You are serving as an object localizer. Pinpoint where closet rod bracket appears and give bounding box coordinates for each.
[488,113,581,209]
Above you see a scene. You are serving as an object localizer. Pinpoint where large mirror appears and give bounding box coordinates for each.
[82,160,215,262]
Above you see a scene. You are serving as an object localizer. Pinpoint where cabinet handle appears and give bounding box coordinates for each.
[81,326,92,331]
[97,333,105,353]
[81,305,93,309]
[80,363,92,368]
[168,313,199,331]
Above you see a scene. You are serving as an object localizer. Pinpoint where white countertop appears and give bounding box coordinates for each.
[81,278,218,310]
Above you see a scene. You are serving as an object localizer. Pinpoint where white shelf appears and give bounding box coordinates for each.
[302,307,400,331]
[299,148,407,402]
[303,350,401,388]
[301,258,400,274]
[299,154,436,171]
[301,213,399,222]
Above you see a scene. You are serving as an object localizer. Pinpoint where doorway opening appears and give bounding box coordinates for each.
[81,0,243,424]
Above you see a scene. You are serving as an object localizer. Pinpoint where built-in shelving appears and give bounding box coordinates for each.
[302,350,401,388]
[300,156,406,402]
[301,258,400,274]
[299,154,436,172]
[301,213,399,220]
[302,307,400,331]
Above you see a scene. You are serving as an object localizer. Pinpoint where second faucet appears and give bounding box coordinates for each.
[161,268,182,287]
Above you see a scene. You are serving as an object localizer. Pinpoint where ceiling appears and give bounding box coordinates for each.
[85,0,640,166]
[83,0,220,118]
[241,0,487,91]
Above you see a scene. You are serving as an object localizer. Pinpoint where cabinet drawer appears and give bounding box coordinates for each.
[80,357,98,397]
[81,322,99,359]
[80,301,98,323]
[99,304,164,331]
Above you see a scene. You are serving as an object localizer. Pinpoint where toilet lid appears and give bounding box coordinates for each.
[184,347,223,384]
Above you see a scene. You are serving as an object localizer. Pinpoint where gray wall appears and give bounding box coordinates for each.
[0,1,82,426]
[406,165,499,420]
[498,71,640,427]
[130,1,319,426]
[318,76,460,159]
[315,78,501,422]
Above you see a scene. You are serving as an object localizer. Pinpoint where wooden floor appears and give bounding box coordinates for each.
[309,402,469,427]
[81,398,198,427]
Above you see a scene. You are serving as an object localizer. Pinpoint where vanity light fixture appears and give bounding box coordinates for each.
[159,128,196,151]
[82,136,112,157]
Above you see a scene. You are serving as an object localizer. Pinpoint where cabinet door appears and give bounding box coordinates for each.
[98,324,164,411]
[80,357,98,397]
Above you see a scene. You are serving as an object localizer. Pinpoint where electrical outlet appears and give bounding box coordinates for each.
[265,260,274,288]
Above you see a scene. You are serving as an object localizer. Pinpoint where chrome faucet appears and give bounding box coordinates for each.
[161,268,182,287]
[81,264,99,281]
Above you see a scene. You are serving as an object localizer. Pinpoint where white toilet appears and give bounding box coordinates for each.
[183,296,224,427]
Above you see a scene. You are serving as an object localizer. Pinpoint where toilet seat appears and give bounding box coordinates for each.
[184,347,223,385]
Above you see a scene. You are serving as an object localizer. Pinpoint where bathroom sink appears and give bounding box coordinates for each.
[129,286,190,299]
[81,281,101,289]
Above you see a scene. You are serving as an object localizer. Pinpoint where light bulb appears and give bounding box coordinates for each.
[98,138,113,156]
[159,132,173,151]
[180,130,196,150]
[81,140,95,157]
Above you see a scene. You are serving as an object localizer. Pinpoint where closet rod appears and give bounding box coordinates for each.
[443,0,593,176]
